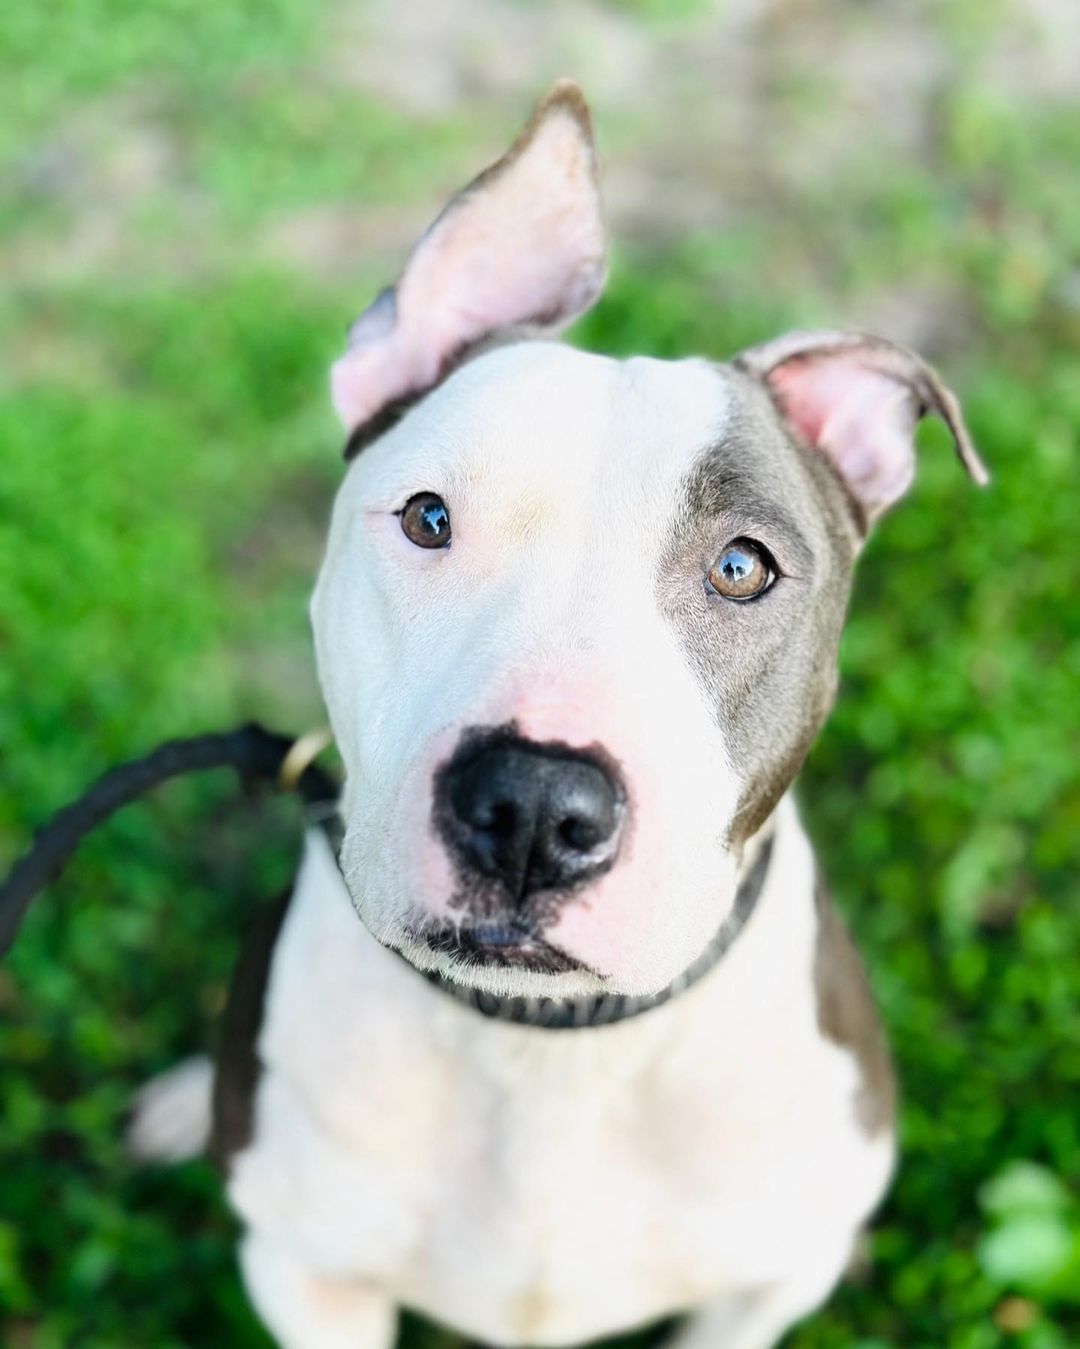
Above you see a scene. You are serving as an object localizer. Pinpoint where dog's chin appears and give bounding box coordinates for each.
[388,924,612,1001]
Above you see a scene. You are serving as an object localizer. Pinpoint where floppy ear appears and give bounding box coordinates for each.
[333,79,606,449]
[735,331,989,523]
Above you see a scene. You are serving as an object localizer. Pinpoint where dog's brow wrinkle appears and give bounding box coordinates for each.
[684,453,814,571]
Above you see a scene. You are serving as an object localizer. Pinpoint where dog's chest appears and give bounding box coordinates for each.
[226,825,893,1345]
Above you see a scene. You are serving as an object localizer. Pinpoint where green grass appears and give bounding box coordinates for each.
[2,2,1079,1346]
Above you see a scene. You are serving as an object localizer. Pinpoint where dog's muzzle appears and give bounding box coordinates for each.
[435,730,627,906]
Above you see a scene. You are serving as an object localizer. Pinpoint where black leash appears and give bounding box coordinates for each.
[0,724,338,959]
[1,724,773,1030]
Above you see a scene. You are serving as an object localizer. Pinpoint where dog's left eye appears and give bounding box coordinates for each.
[400,493,452,549]
[706,539,776,601]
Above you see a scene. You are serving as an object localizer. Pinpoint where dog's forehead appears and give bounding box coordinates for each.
[352,342,739,517]
[437,341,732,473]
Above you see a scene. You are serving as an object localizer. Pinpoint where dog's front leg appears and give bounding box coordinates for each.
[666,1244,852,1349]
[240,1233,396,1349]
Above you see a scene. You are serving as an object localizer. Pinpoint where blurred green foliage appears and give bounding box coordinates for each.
[1,1,1077,1346]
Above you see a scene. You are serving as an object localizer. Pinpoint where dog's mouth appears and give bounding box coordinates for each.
[420,922,589,975]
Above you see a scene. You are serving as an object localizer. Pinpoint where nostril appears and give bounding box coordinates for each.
[449,768,518,838]
[487,801,518,839]
[558,814,605,853]
[550,763,620,856]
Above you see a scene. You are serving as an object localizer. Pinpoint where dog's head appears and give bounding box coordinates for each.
[312,82,987,1000]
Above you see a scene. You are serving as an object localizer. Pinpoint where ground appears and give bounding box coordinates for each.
[1,1,1078,1346]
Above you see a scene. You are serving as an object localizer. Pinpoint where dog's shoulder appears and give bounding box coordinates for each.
[812,873,897,1137]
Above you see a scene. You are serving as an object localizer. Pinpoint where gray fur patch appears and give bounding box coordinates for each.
[814,874,897,1136]
[657,367,860,845]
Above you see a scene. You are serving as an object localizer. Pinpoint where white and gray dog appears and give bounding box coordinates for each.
[132,81,988,1349]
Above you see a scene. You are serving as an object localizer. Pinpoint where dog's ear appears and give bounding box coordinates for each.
[333,79,605,448]
[735,331,989,524]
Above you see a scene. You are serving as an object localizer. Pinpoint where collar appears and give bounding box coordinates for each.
[367,832,775,1031]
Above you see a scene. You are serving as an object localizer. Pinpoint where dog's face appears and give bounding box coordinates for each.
[312,82,986,999]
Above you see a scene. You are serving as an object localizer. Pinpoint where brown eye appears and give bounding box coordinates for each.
[401,493,451,549]
[706,539,776,601]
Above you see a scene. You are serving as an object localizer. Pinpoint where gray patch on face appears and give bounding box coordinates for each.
[657,367,860,844]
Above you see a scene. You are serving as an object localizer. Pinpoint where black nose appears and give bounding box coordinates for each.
[438,735,625,901]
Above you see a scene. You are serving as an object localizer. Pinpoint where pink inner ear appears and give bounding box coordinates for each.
[770,356,918,517]
[332,92,605,434]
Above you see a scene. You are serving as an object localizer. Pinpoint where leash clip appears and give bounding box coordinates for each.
[278,727,334,792]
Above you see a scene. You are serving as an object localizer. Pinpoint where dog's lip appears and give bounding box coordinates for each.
[419,923,588,974]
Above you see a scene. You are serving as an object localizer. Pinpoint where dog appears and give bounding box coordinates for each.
[129,80,988,1348]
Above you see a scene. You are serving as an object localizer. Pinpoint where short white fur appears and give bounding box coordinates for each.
[121,77,965,1349]
[231,803,893,1349]
[313,342,746,999]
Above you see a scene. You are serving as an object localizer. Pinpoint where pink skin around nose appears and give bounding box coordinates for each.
[510,675,721,982]
[407,674,686,980]
[507,673,622,752]
[412,682,624,930]
[405,725,461,925]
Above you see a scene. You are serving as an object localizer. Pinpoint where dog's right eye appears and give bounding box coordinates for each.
[400,493,452,549]
[706,538,776,601]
